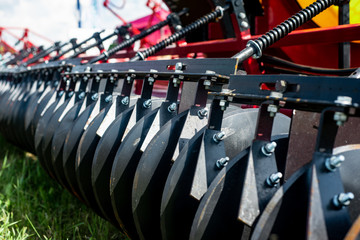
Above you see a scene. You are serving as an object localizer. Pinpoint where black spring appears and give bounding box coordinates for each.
[131,5,229,61]
[254,0,337,50]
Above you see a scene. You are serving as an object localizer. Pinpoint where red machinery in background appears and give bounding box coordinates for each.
[1,0,360,239]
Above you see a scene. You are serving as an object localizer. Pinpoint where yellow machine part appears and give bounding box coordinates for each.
[297,0,360,26]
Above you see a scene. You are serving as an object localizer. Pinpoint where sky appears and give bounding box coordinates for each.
[0,0,162,50]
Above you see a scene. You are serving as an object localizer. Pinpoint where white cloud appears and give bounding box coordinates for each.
[0,0,152,50]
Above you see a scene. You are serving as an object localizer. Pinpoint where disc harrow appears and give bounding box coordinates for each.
[0,0,360,239]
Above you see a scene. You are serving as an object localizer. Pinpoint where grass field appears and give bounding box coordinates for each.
[0,135,128,240]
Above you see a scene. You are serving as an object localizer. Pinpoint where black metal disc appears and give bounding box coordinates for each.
[107,108,159,239]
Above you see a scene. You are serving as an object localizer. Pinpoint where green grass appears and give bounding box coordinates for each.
[0,135,128,240]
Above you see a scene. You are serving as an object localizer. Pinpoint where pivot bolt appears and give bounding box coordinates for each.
[266,172,283,187]
[58,91,64,97]
[333,192,354,208]
[216,157,230,169]
[334,112,348,126]
[168,103,177,112]
[325,155,345,172]
[109,76,114,83]
[95,76,101,82]
[213,131,225,143]
[143,99,152,109]
[68,91,74,97]
[261,142,277,156]
[83,76,88,81]
[198,108,208,119]
[121,96,129,105]
[91,93,99,101]
[105,95,113,103]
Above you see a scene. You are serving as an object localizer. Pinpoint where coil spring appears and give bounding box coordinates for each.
[132,6,227,61]
[254,0,338,51]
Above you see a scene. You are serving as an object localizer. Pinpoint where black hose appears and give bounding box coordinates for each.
[130,5,229,61]
[261,55,357,75]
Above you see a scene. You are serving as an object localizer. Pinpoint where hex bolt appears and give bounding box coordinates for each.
[241,21,249,28]
[219,100,227,111]
[168,103,177,112]
[333,192,355,208]
[148,69,158,85]
[127,69,135,83]
[173,77,180,87]
[238,12,246,19]
[203,80,211,89]
[121,96,129,105]
[54,81,59,87]
[261,142,277,156]
[325,155,345,172]
[148,76,155,85]
[105,95,113,103]
[109,76,114,83]
[78,92,85,99]
[83,76,88,81]
[334,112,348,126]
[58,91,64,97]
[213,131,225,143]
[267,104,278,117]
[335,96,352,106]
[216,157,230,169]
[198,108,208,119]
[175,62,183,71]
[91,93,99,101]
[143,99,152,109]
[266,172,283,187]
[68,91,74,97]
[95,76,101,82]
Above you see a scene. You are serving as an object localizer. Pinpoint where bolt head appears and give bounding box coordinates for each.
[334,112,348,126]
[91,93,99,101]
[325,155,345,171]
[105,95,113,103]
[216,157,229,169]
[213,131,225,143]
[121,96,129,105]
[266,172,283,187]
[143,99,152,109]
[335,96,352,106]
[197,108,208,119]
[333,192,354,208]
[241,21,249,28]
[238,12,246,19]
[168,103,177,112]
[261,142,277,156]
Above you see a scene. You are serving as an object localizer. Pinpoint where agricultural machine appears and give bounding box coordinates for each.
[0,0,360,239]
